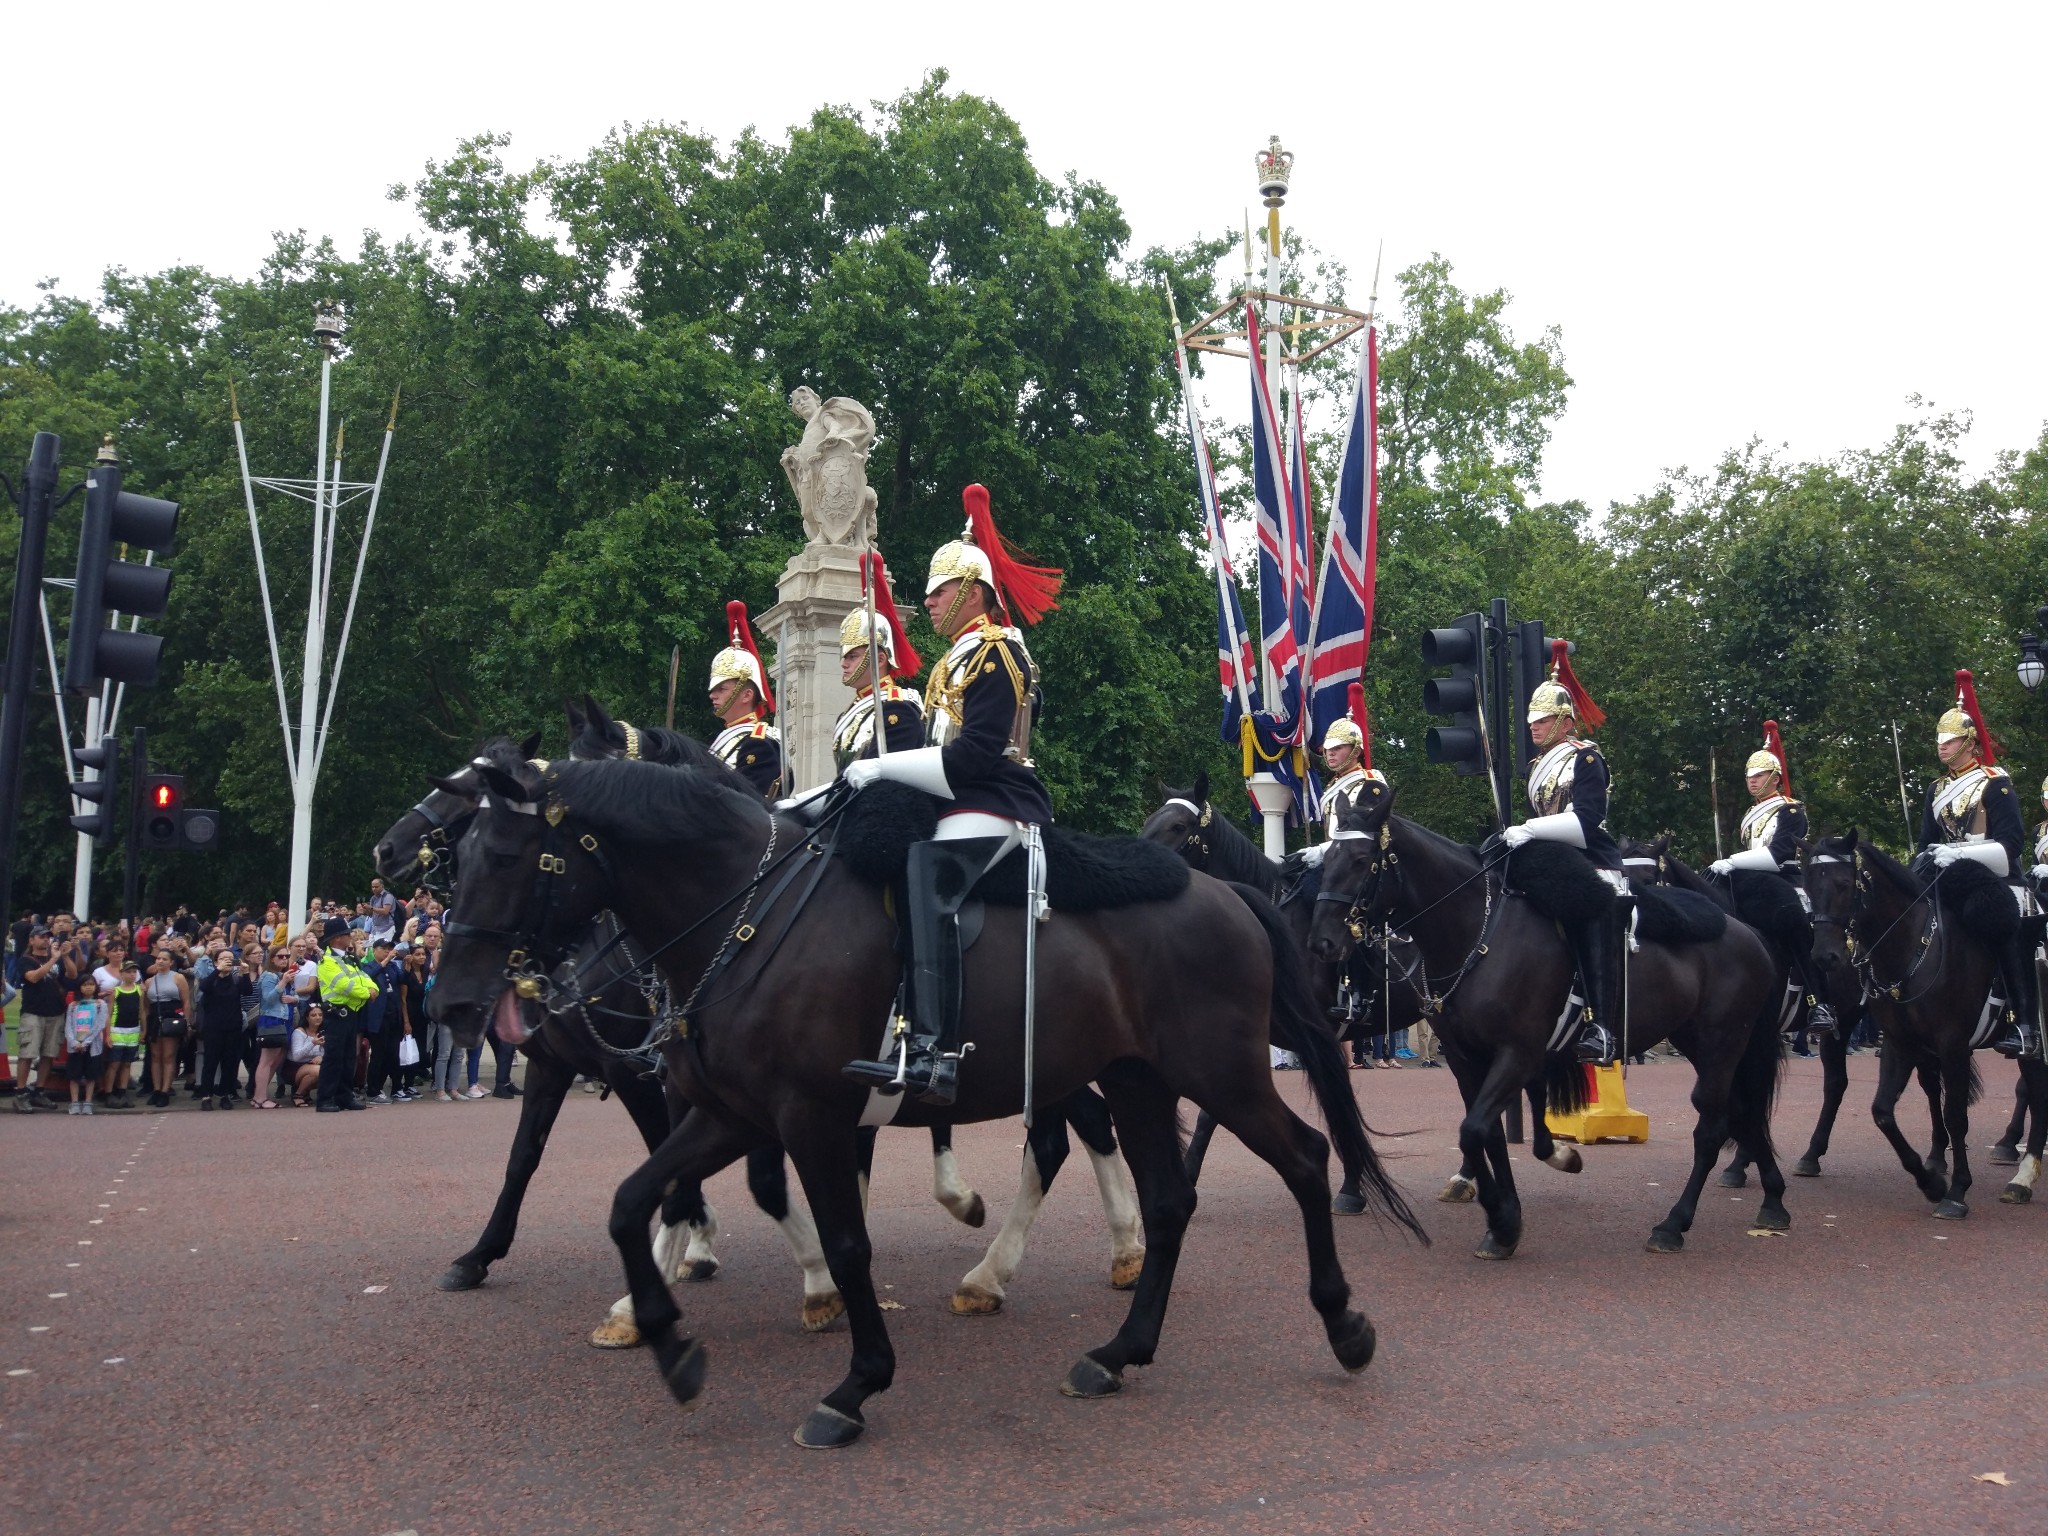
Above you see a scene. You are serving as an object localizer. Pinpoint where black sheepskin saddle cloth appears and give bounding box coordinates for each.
[1725,869,1812,949]
[834,782,1189,912]
[1909,854,2023,948]
[1506,840,1727,945]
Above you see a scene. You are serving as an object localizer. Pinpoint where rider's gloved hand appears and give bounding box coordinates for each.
[1502,824,1534,849]
[1927,843,1962,867]
[842,759,885,792]
[2032,863,2048,882]
[1709,858,1735,875]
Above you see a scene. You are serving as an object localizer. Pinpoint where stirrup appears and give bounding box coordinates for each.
[1573,1020,1616,1066]
[841,1045,959,1108]
[1805,1002,1837,1037]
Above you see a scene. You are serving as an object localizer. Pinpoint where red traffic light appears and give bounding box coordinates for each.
[152,782,176,809]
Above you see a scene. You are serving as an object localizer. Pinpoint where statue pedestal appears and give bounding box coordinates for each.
[761,545,864,796]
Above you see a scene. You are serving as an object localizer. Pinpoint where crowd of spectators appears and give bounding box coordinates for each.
[3,879,528,1114]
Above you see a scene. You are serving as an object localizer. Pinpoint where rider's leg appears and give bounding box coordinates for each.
[1560,877,1627,1067]
[842,815,1020,1107]
[1994,930,2041,1060]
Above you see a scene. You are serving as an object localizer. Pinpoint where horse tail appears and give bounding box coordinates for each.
[1968,1055,1984,1109]
[1725,978,1787,1159]
[1544,1055,1593,1118]
[1225,881,1427,1242]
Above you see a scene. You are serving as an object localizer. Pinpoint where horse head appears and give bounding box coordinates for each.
[1803,829,1861,974]
[1306,779,1397,964]
[1142,770,1213,868]
[372,731,540,890]
[1618,834,1673,887]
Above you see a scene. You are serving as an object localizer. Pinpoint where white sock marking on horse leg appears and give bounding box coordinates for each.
[857,1170,870,1219]
[958,1149,1045,1301]
[931,1147,984,1225]
[1086,1145,1145,1272]
[2014,1154,2043,1190]
[772,1199,837,1299]
[674,1204,718,1276]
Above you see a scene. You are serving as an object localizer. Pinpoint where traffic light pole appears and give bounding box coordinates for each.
[124,726,145,930]
[1488,597,1515,833]
[72,694,102,916]
[0,433,62,931]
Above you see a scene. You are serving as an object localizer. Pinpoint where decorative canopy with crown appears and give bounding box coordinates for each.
[1745,720,1791,791]
[706,599,774,711]
[1936,668,1999,764]
[838,552,921,679]
[925,484,1062,626]
[1525,640,1606,728]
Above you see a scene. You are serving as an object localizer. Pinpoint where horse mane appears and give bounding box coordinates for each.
[1392,814,1481,868]
[1823,833,1922,900]
[537,757,763,848]
[1204,805,1282,890]
[567,701,729,776]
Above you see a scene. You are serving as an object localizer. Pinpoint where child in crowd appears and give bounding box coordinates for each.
[103,962,144,1107]
[64,974,109,1115]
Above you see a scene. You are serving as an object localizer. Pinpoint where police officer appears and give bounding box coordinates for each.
[832,552,925,770]
[1919,669,2037,1058]
[1501,640,1626,1065]
[1710,720,1834,1035]
[840,483,1062,1106]
[706,598,786,800]
[314,916,378,1112]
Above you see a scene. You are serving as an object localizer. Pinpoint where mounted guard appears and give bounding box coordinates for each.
[1315,682,1385,847]
[832,552,925,769]
[1710,720,1833,1035]
[839,483,1061,1106]
[1919,670,2038,1058]
[1501,640,1627,1065]
[706,599,786,800]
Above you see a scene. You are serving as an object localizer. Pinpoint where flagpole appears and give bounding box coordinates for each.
[1165,285,1254,723]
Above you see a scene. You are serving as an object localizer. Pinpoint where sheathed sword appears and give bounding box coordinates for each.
[1022,822,1046,1128]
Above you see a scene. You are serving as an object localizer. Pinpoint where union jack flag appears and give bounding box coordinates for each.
[1307,327,1378,749]
[1169,318,1259,729]
[1247,304,1303,733]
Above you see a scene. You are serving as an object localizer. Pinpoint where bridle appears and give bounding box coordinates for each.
[1808,848,1945,1005]
[1160,797,1214,865]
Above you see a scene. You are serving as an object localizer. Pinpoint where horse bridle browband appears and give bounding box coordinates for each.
[1164,797,1214,862]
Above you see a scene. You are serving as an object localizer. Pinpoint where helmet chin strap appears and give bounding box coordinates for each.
[936,578,980,638]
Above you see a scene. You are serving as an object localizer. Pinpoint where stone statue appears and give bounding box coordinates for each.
[780,386,879,549]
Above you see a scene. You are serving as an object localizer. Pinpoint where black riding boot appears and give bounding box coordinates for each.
[841,836,1003,1107]
[1992,935,2041,1060]
[1563,897,1626,1066]
[1792,951,1836,1038]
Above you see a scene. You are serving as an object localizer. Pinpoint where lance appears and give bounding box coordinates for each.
[665,645,680,729]
[1710,748,1723,858]
[1891,720,1913,847]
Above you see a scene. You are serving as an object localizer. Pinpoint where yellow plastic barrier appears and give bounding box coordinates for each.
[1545,1062,1649,1144]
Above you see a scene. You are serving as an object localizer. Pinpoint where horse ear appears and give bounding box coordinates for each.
[1192,769,1209,804]
[585,696,615,733]
[518,730,542,760]
[428,775,476,799]
[476,764,529,804]
[564,698,586,735]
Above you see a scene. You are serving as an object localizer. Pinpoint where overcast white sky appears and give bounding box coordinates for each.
[7,2,2043,509]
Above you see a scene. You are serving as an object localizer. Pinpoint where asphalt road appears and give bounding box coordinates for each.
[5,1051,2045,1535]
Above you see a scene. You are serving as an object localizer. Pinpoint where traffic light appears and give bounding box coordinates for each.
[1511,619,1550,780]
[140,772,183,849]
[177,806,221,854]
[64,440,179,694]
[68,735,122,845]
[1422,613,1489,777]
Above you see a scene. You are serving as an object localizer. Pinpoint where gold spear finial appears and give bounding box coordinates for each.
[385,387,401,432]
[96,434,118,465]
[228,376,241,423]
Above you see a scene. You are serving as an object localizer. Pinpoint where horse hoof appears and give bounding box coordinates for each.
[1751,1204,1791,1232]
[958,1194,988,1229]
[435,1262,487,1292]
[1717,1167,1748,1189]
[1988,1144,2021,1168]
[1332,1190,1368,1215]
[681,1259,720,1284]
[1438,1175,1477,1204]
[1330,1311,1376,1374]
[1933,1198,1969,1221]
[1792,1157,1823,1178]
[1542,1145,1583,1174]
[950,1285,1004,1316]
[793,1402,864,1448]
[1109,1253,1145,1290]
[1645,1229,1685,1255]
[1060,1353,1123,1398]
[1999,1182,2032,1205]
[587,1316,642,1349]
[1474,1233,1517,1261]
[800,1292,846,1332]
[656,1336,707,1410]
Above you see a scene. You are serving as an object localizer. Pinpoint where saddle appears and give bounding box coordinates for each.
[1906,854,2023,949]
[836,782,1189,912]
[1506,839,1727,944]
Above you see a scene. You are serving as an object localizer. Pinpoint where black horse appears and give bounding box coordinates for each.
[1307,785,1788,1257]
[373,743,850,1339]
[430,751,1421,1448]
[565,700,1145,1308]
[1144,774,1587,1208]
[1803,832,2048,1215]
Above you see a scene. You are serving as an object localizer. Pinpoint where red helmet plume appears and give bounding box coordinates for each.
[1550,640,1606,729]
[1760,720,1791,796]
[714,598,773,714]
[961,483,1062,626]
[1952,668,2000,766]
[863,552,921,679]
[1349,681,1372,774]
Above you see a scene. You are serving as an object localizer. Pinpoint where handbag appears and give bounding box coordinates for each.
[256,1017,290,1046]
[153,1004,187,1039]
[397,1034,420,1067]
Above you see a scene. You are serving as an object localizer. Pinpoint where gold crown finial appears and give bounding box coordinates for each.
[95,434,118,465]
[1256,135,1294,206]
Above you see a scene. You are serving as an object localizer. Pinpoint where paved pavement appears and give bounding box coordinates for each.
[4,1052,2045,1535]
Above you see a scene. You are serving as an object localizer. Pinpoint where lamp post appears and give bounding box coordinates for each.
[2017,605,2048,695]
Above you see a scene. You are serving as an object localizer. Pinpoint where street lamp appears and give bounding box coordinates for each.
[2018,604,2048,693]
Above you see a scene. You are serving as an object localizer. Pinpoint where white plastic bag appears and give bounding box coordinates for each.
[397,1033,421,1067]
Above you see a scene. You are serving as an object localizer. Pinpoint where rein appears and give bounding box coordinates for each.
[1829,849,1948,1006]
[1317,822,1509,1016]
